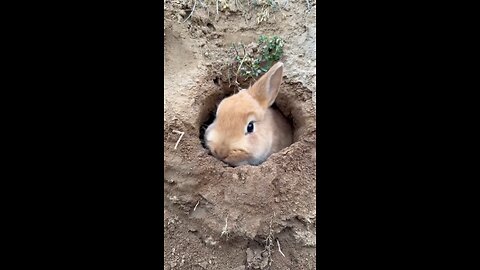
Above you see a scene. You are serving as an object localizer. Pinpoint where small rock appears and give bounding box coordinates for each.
[246,248,254,262]
[180,255,185,266]
[198,261,208,269]
[246,247,269,269]
[204,236,217,246]
[293,228,316,247]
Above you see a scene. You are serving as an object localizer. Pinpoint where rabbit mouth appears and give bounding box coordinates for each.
[222,149,251,167]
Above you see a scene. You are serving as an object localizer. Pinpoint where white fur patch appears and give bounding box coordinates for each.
[205,126,217,143]
[248,153,268,165]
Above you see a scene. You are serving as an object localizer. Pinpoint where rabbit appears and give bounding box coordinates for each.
[204,62,293,167]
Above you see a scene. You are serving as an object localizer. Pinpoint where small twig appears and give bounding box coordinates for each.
[222,216,228,233]
[235,44,248,80]
[221,215,229,239]
[172,130,185,150]
[263,212,275,266]
[193,200,200,211]
[216,0,219,15]
[236,53,248,76]
[276,239,286,257]
[235,0,244,9]
[183,0,197,23]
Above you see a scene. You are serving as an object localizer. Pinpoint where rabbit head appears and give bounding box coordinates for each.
[205,62,292,167]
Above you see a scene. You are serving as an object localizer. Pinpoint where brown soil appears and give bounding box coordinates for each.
[164,1,316,269]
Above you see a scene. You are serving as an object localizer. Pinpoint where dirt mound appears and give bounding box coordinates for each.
[164,1,316,269]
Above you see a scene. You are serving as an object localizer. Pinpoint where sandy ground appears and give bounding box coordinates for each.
[164,1,316,269]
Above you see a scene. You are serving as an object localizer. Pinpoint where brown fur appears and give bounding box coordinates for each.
[205,62,293,166]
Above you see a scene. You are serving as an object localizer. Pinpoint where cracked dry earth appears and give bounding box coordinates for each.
[164,1,316,269]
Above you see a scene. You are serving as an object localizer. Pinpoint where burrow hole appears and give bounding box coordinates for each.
[198,77,307,156]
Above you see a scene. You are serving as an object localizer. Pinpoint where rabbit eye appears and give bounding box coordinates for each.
[246,121,254,134]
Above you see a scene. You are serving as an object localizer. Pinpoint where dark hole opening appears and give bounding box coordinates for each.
[197,79,305,166]
[206,23,215,30]
[199,110,216,149]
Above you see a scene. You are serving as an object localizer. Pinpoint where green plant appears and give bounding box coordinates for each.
[228,35,284,84]
[258,35,284,69]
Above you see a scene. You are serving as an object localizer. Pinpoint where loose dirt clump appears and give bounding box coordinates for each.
[164,1,316,269]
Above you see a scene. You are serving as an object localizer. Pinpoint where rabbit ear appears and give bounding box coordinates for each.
[248,62,284,108]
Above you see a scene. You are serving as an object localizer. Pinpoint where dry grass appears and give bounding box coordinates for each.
[181,0,287,23]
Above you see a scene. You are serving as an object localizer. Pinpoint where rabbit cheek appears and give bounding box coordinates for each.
[247,157,265,166]
[205,125,216,142]
[205,143,216,158]
[248,133,272,163]
[205,128,219,150]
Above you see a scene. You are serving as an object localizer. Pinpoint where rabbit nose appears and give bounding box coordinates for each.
[215,148,229,160]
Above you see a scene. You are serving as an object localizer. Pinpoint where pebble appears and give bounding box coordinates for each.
[198,261,208,269]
